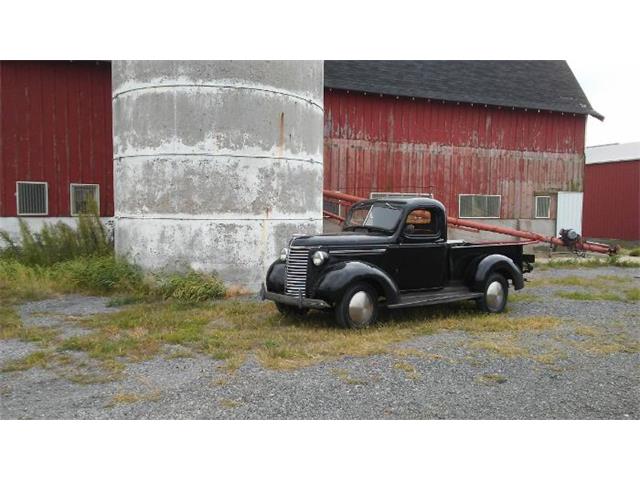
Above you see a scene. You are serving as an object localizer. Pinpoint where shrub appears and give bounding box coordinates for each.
[628,247,640,257]
[153,271,226,303]
[57,256,144,294]
[0,209,111,266]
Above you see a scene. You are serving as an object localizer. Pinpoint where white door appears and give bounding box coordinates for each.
[557,191,583,235]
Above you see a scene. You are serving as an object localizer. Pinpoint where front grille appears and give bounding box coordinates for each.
[285,246,310,297]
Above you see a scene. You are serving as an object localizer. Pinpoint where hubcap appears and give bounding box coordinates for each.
[348,291,374,325]
[486,281,505,311]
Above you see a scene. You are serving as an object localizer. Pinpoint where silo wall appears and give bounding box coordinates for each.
[112,61,324,290]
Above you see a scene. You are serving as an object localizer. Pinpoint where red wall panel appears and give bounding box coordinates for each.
[583,160,640,241]
[0,61,113,217]
[324,89,586,219]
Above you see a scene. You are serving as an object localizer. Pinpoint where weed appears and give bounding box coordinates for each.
[541,256,638,269]
[477,373,507,384]
[393,361,420,380]
[0,210,109,266]
[153,271,226,303]
[1,351,52,372]
[219,398,241,409]
[107,390,161,407]
[628,247,640,257]
[331,368,370,385]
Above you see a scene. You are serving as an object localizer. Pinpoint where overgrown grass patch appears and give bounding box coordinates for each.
[538,256,638,270]
[48,301,559,372]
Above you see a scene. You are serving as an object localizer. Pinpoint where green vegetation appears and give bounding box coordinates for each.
[538,255,638,270]
[28,301,560,373]
[476,373,507,385]
[628,247,640,257]
[0,213,226,306]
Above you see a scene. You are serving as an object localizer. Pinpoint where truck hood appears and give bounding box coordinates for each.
[290,232,393,247]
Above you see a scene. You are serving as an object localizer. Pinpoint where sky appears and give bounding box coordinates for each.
[569,60,640,147]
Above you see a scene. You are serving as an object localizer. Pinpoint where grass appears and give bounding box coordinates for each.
[331,368,369,385]
[218,398,242,409]
[626,247,640,257]
[2,298,562,376]
[107,390,161,407]
[0,351,52,372]
[58,302,560,371]
[554,287,639,303]
[538,256,638,270]
[393,360,420,380]
[476,373,507,385]
[0,212,227,307]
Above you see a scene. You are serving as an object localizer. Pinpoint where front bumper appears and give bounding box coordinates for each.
[259,284,331,309]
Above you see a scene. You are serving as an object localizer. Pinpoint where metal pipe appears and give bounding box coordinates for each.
[323,190,616,255]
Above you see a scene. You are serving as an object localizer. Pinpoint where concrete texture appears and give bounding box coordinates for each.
[112,61,324,289]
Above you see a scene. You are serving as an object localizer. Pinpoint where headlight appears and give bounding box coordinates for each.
[312,250,329,266]
[280,248,288,261]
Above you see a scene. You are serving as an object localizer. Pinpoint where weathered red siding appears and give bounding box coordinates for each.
[0,61,113,217]
[324,89,586,219]
[583,160,640,241]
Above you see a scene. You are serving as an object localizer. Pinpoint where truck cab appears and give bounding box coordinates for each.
[261,198,533,328]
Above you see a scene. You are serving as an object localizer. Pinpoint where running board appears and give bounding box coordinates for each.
[388,287,482,309]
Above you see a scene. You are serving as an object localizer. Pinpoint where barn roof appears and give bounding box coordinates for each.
[324,61,603,120]
[586,142,640,164]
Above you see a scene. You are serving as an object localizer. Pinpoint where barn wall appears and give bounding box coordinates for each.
[324,89,586,220]
[583,160,640,241]
[0,61,113,217]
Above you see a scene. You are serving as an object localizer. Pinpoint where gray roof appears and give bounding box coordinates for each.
[324,61,603,120]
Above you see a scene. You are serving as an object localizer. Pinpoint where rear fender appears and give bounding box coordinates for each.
[472,254,524,291]
[312,261,400,306]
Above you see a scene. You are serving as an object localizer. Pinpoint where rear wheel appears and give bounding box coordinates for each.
[477,273,508,313]
[275,302,308,317]
[335,282,379,329]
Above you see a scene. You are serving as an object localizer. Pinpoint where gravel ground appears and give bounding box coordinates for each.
[1,267,638,419]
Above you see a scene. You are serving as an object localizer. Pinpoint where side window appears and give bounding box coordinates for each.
[405,209,439,236]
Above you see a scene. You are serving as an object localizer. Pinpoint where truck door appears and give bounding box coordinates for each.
[391,207,447,291]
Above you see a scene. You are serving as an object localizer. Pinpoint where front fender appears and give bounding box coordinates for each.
[265,260,286,294]
[473,254,524,291]
[311,261,400,306]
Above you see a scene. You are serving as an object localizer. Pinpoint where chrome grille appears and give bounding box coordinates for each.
[285,246,310,297]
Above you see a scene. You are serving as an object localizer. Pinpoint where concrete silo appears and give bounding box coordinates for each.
[112,61,324,290]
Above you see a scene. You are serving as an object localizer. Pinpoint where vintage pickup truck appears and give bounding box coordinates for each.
[261,197,534,328]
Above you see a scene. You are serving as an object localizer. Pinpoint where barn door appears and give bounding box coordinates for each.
[557,191,583,235]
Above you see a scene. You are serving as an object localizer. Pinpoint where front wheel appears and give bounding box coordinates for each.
[477,273,508,313]
[335,282,379,329]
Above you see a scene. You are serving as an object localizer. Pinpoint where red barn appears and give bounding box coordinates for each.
[583,142,640,242]
[1,60,602,246]
[0,60,113,238]
[323,61,602,240]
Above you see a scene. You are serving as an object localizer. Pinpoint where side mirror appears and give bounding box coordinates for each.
[404,224,416,234]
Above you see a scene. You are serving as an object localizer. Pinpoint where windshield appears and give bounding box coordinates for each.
[344,203,402,232]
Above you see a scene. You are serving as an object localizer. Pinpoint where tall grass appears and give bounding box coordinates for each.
[0,211,226,303]
[0,211,110,266]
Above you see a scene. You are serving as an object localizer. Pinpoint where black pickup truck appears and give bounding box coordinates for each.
[261,198,534,328]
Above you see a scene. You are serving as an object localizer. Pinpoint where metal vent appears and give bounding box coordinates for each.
[71,184,100,215]
[17,182,48,216]
[284,246,310,297]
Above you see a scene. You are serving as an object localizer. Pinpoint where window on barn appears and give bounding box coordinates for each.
[535,196,551,219]
[458,194,501,218]
[70,184,100,216]
[16,182,48,216]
